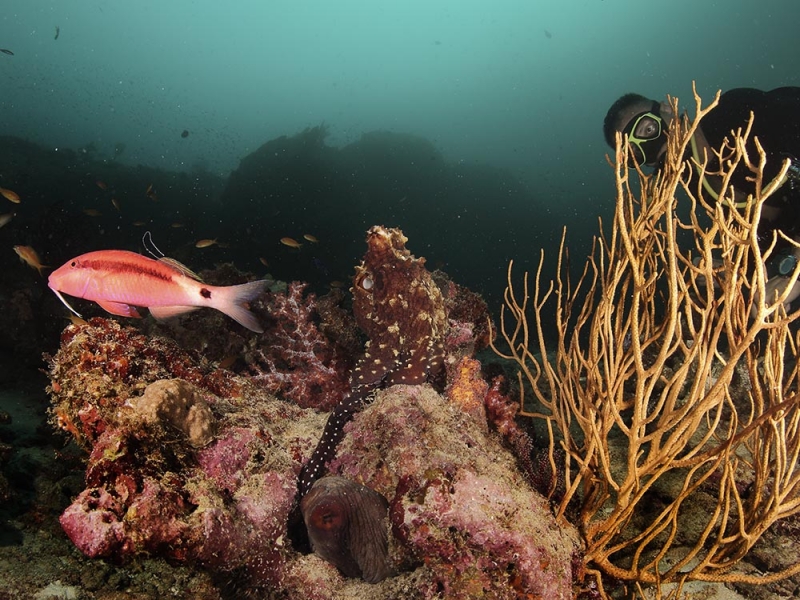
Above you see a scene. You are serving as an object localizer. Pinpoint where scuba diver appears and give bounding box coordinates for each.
[603,87,800,309]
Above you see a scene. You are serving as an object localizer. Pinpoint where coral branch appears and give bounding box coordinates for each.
[245,282,351,411]
[493,87,800,590]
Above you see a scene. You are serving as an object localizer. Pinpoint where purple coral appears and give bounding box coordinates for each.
[246,282,351,411]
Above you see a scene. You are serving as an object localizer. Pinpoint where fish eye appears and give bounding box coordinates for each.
[70,261,77,268]
[360,275,374,291]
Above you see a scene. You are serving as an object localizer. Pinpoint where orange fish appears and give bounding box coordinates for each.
[83,208,102,217]
[0,187,20,204]
[171,222,183,229]
[259,257,269,267]
[111,198,121,211]
[280,237,302,249]
[217,354,238,370]
[132,220,147,226]
[67,314,89,327]
[96,180,108,190]
[195,238,217,248]
[13,245,48,276]
[303,233,319,243]
[48,250,267,332]
[0,213,13,228]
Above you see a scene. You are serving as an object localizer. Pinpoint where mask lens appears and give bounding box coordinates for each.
[633,115,661,141]
[628,142,646,166]
[623,105,664,166]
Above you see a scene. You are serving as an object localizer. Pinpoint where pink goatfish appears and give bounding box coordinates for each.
[48,249,267,332]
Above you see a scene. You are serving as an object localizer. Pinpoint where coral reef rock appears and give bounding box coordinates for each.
[47,299,578,597]
[48,319,320,589]
[301,475,394,584]
[128,378,216,448]
[330,384,580,600]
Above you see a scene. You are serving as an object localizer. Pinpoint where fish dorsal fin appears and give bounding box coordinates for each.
[158,257,204,282]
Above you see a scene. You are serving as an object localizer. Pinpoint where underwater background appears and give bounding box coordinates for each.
[1,0,800,598]
[2,0,799,312]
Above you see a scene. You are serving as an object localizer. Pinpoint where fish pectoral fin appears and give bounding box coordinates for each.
[96,300,142,318]
[148,305,200,320]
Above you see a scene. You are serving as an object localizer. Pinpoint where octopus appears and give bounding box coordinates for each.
[299,226,447,497]
[301,475,394,583]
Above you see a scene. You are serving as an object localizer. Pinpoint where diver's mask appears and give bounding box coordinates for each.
[622,101,667,167]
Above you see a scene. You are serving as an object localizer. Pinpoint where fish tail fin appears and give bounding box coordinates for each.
[212,279,268,333]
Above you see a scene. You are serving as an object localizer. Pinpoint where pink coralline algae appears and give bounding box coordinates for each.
[47,318,324,590]
[55,380,305,583]
[330,384,581,599]
[245,281,352,412]
[484,374,538,489]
